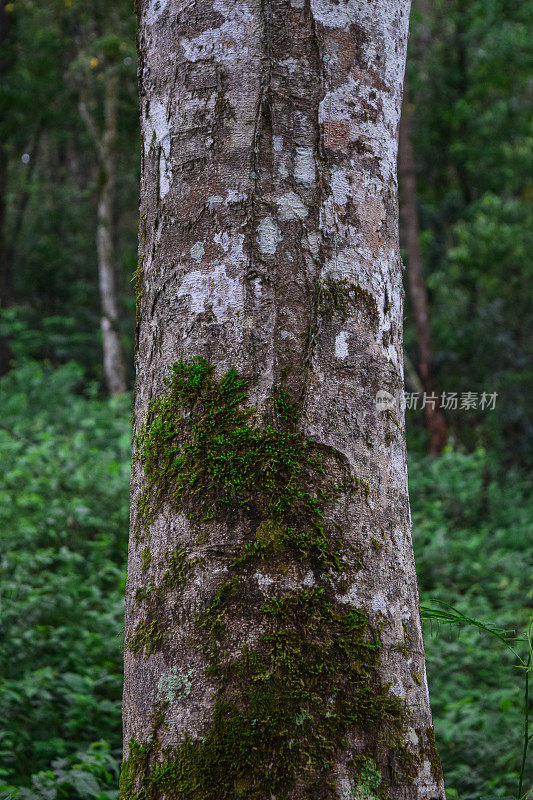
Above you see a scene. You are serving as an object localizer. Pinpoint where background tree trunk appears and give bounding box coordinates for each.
[399,93,447,454]
[122,1,445,798]
[0,0,14,375]
[80,71,127,396]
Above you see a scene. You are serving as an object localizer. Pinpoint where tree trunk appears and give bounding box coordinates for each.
[98,71,127,396]
[122,1,444,798]
[0,0,13,375]
[81,71,127,396]
[399,93,446,454]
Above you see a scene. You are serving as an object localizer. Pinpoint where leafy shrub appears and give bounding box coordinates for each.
[410,449,533,799]
[0,362,130,789]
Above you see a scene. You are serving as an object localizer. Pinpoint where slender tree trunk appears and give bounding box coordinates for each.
[98,72,127,395]
[81,71,127,396]
[0,0,13,375]
[399,94,446,454]
[122,1,444,798]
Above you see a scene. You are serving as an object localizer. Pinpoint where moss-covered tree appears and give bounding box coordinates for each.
[122,1,445,798]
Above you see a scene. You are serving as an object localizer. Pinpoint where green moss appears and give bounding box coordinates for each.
[127,617,166,658]
[133,357,347,571]
[132,260,144,328]
[425,725,444,783]
[122,358,421,796]
[121,587,412,800]
[317,277,379,324]
[141,547,151,574]
[128,545,200,658]
[254,518,286,550]
[350,756,383,799]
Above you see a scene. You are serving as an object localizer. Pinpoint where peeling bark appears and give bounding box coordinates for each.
[123,1,445,798]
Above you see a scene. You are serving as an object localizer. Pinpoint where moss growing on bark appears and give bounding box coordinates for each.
[121,587,414,800]
[317,277,379,324]
[133,357,347,572]
[123,358,421,797]
[127,545,200,658]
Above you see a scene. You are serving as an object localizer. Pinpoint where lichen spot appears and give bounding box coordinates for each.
[157,667,193,703]
[294,146,316,188]
[277,191,308,221]
[257,216,282,255]
[146,0,169,25]
[190,241,205,263]
[335,330,349,360]
[214,231,231,253]
[273,135,284,152]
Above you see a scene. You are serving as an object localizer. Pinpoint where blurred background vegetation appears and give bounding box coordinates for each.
[0,0,531,798]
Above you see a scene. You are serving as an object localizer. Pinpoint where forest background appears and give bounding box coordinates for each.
[0,0,531,798]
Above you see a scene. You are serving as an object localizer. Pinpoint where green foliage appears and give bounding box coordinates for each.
[409,449,533,799]
[405,0,533,461]
[0,0,138,377]
[0,361,130,789]
[0,742,119,800]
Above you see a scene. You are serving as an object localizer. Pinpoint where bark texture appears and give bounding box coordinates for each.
[80,71,127,396]
[123,1,445,798]
[399,94,446,454]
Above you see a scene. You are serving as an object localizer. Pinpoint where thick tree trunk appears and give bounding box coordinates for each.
[122,1,444,798]
[81,71,127,396]
[399,94,446,454]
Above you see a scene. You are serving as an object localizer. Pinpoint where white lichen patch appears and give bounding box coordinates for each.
[273,135,284,152]
[146,0,169,26]
[177,251,244,325]
[302,570,315,587]
[225,189,247,205]
[180,0,253,64]
[370,590,390,615]
[214,231,231,253]
[335,331,349,360]
[143,99,172,199]
[306,230,321,259]
[330,167,351,206]
[319,75,400,185]
[255,571,275,590]
[294,147,316,188]
[257,216,282,255]
[277,191,308,221]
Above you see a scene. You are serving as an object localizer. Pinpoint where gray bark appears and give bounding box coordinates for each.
[123,1,445,798]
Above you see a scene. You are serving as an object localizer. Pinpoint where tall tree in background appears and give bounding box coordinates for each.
[399,94,446,454]
[79,65,127,396]
[0,0,14,374]
[122,1,444,797]
[76,16,132,396]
